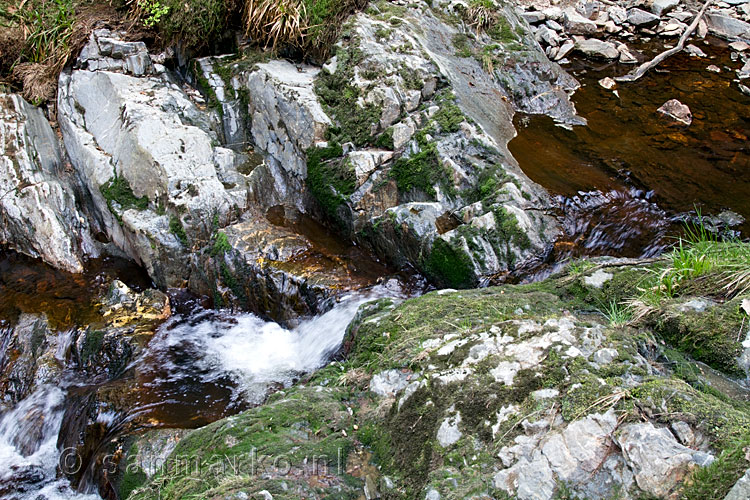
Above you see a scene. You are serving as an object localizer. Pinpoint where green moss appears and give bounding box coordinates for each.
[314,44,382,146]
[399,64,424,91]
[424,237,477,289]
[390,144,452,198]
[488,15,519,44]
[452,33,473,58]
[374,126,394,150]
[100,175,149,222]
[119,466,148,500]
[650,297,746,377]
[169,215,187,246]
[211,231,231,256]
[156,0,227,52]
[306,143,356,220]
[432,94,466,134]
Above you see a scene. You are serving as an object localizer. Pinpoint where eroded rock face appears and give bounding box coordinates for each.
[58,33,249,287]
[0,94,96,273]
[203,1,575,289]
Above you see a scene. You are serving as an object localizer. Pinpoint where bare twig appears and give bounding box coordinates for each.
[615,0,713,83]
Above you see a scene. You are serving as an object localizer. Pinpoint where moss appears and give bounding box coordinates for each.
[399,64,424,91]
[424,237,477,289]
[432,93,466,134]
[314,44,382,146]
[452,33,473,58]
[390,144,451,198]
[210,231,232,256]
[100,175,149,222]
[492,206,531,256]
[131,386,358,500]
[169,215,188,246]
[80,329,105,363]
[650,297,746,377]
[488,16,519,44]
[119,465,148,500]
[306,143,356,220]
[157,0,228,52]
[374,126,394,150]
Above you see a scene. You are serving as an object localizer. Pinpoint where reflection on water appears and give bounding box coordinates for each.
[0,252,152,331]
[510,37,750,258]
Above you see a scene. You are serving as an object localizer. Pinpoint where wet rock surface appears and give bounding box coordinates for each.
[129,260,750,500]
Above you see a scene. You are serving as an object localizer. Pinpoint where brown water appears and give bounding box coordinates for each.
[0,252,152,331]
[510,37,750,259]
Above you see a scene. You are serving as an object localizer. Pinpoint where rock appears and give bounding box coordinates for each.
[556,41,576,60]
[739,60,750,78]
[437,412,462,447]
[616,422,714,497]
[425,488,441,500]
[685,44,708,57]
[563,8,599,34]
[593,348,619,365]
[58,33,248,288]
[76,29,152,76]
[575,0,602,20]
[370,370,411,396]
[0,94,96,273]
[584,269,614,287]
[730,40,750,51]
[536,26,561,46]
[521,11,546,24]
[725,469,750,500]
[669,11,694,23]
[627,8,661,28]
[618,44,640,63]
[574,38,620,59]
[707,64,722,72]
[608,6,628,25]
[660,21,687,37]
[194,56,248,148]
[241,60,332,211]
[657,99,693,125]
[598,77,617,90]
[650,0,680,16]
[705,13,750,40]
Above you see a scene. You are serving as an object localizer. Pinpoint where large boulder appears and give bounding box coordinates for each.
[211,2,578,289]
[0,94,96,272]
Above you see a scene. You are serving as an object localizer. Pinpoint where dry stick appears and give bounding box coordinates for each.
[615,0,713,83]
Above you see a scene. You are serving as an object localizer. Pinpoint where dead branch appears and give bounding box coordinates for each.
[615,0,713,83]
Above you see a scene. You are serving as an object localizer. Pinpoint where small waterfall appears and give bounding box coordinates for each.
[138,284,402,407]
[0,386,99,500]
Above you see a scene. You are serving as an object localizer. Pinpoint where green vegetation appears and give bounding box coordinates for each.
[315,44,383,146]
[424,237,477,289]
[136,0,169,27]
[432,94,466,134]
[599,299,632,326]
[169,215,187,245]
[390,144,451,198]
[210,230,231,256]
[306,143,356,220]
[100,174,149,222]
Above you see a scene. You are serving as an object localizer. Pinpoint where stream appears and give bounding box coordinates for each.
[1,37,749,500]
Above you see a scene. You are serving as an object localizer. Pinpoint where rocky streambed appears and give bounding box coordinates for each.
[0,0,749,498]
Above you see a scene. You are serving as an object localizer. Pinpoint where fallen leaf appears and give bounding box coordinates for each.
[742,299,750,316]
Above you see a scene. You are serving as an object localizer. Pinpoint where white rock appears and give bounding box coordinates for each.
[617,422,714,497]
[575,38,620,59]
[563,8,598,34]
[584,269,614,287]
[593,348,619,365]
[657,99,693,125]
[725,469,750,500]
[370,370,411,396]
[650,0,680,17]
[437,412,462,447]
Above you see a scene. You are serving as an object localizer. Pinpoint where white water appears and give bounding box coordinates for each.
[0,386,99,500]
[0,282,403,499]
[143,283,402,404]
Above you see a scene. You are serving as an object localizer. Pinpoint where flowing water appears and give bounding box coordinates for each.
[510,36,750,264]
[2,37,750,500]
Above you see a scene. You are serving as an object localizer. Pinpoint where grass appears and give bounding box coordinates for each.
[211,230,232,256]
[599,299,632,327]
